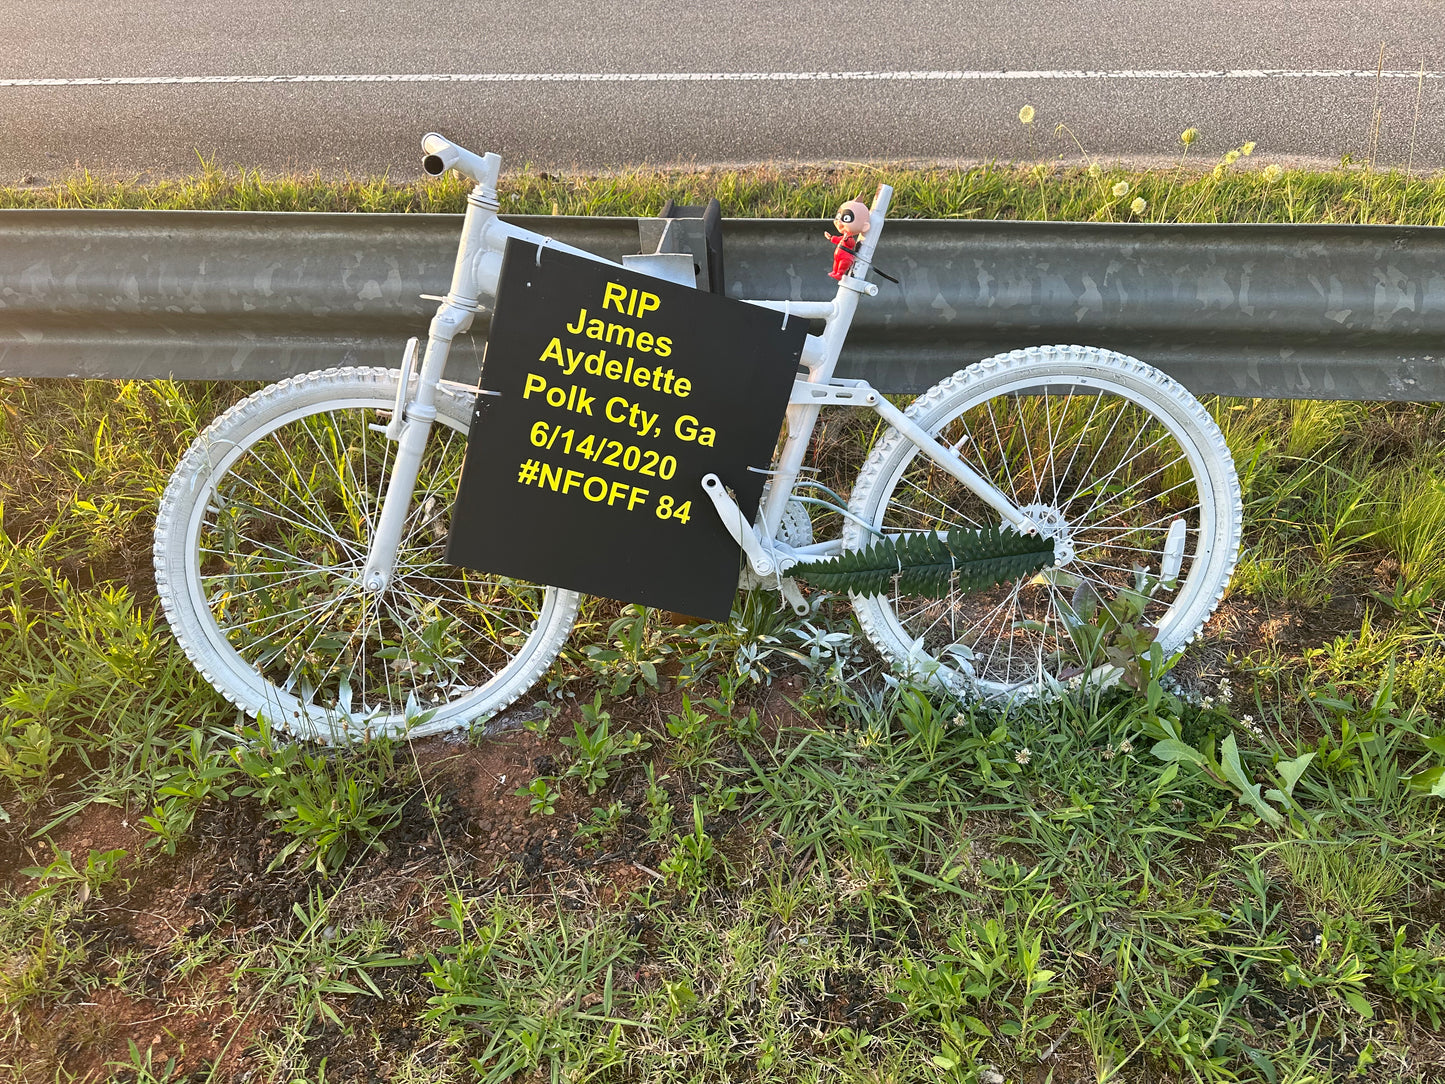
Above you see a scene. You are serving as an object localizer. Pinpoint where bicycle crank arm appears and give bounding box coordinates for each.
[702,474,779,577]
[870,397,1039,535]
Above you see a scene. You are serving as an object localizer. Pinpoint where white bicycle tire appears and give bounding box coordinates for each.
[153,366,579,741]
[845,345,1242,697]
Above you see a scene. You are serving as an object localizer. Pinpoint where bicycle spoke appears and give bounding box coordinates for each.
[1072,447,1187,525]
[1045,386,1071,505]
[199,541,337,572]
[981,397,1021,502]
[390,568,544,619]
[208,473,361,554]
[975,579,1026,682]
[308,410,382,541]
[252,428,361,542]
[1086,505,1202,549]
[1054,390,1106,501]
[857,353,1236,699]
[1082,480,1201,535]
[1064,399,1133,511]
[203,568,336,605]
[225,593,354,644]
[1070,426,1174,523]
[158,377,578,736]
[895,472,987,530]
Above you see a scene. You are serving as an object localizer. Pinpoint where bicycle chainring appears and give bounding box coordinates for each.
[738,499,814,591]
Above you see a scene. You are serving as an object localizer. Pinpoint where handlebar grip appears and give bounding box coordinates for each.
[421,133,453,176]
[419,132,502,198]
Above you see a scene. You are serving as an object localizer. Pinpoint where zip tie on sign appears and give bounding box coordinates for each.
[535,237,552,267]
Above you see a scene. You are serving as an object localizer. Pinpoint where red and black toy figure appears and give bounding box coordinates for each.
[826,199,871,281]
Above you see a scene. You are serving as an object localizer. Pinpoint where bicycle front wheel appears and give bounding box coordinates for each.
[845,345,1242,697]
[153,367,578,741]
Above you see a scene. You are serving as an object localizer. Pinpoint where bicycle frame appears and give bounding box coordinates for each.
[358,135,1036,596]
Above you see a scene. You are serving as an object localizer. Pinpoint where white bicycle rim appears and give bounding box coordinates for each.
[845,345,1242,697]
[153,366,579,741]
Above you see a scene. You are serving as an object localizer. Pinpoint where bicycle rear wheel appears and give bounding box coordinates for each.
[845,345,1241,697]
[153,366,578,741]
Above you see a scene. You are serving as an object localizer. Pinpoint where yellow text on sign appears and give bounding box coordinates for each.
[530,461,651,511]
[602,282,660,318]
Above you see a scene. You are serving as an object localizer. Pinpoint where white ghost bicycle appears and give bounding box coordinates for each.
[153,134,1243,742]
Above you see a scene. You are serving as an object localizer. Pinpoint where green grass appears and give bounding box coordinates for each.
[3,375,1444,1082]
[4,159,1445,1081]
[4,153,1445,225]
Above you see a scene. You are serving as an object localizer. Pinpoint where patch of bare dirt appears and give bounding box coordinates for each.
[298,966,443,1082]
[8,972,261,1084]
[4,675,816,1082]
[1206,593,1368,660]
[50,799,149,860]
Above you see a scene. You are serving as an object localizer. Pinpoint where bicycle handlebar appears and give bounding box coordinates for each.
[421,133,501,201]
[424,132,895,326]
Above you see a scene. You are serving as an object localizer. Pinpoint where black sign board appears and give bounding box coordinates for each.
[446,240,807,620]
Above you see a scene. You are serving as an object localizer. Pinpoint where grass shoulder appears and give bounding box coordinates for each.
[3,376,1445,1081]
[4,159,1445,225]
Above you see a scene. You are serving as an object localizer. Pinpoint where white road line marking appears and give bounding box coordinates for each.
[2,68,1443,88]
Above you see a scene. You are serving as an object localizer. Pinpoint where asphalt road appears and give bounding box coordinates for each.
[4,1,1444,179]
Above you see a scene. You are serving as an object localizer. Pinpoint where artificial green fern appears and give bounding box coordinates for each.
[790,526,1054,599]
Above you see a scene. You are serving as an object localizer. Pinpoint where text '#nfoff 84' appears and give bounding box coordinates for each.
[513,281,710,525]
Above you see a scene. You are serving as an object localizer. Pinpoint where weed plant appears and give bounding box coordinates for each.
[5,147,1445,1079]
[4,373,1445,1081]
[5,149,1445,226]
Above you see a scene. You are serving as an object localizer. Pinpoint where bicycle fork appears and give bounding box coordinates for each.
[358,304,472,593]
[353,160,631,596]
[357,169,504,595]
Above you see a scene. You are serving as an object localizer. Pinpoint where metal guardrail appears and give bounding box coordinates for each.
[2,209,1443,399]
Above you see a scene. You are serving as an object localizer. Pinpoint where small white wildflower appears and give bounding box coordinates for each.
[1087,162,1102,178]
[1100,744,1116,761]
[952,712,967,727]
[1242,714,1255,726]
[1015,747,1032,765]
[1118,739,1133,755]
[1262,163,1284,183]
[1112,181,1130,198]
[1018,105,1036,125]
[1130,196,1147,215]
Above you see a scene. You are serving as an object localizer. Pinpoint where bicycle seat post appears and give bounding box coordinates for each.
[752,183,894,545]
